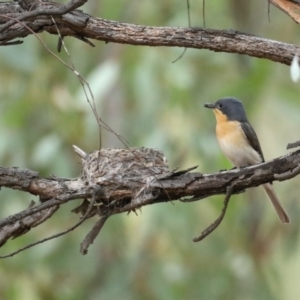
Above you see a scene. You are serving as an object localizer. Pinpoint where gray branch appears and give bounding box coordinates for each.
[0,146,300,249]
[0,0,297,65]
[0,0,299,254]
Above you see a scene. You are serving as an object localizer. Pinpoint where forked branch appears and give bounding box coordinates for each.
[0,144,300,255]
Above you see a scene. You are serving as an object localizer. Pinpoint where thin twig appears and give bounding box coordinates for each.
[0,205,59,246]
[0,14,173,241]
[187,0,191,27]
[172,48,187,63]
[203,0,206,28]
[1,13,129,149]
[80,214,110,255]
[0,192,87,228]
[274,164,300,181]
[0,186,98,258]
[0,40,23,46]
[193,184,234,242]
[0,0,87,33]
[172,0,191,63]
[287,140,300,149]
[56,24,128,148]
[72,35,95,48]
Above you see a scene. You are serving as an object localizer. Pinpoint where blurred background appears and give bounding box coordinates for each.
[0,0,300,299]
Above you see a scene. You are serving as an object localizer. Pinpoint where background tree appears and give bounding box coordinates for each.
[0,0,300,299]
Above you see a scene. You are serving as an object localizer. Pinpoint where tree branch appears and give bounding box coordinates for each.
[0,1,299,255]
[0,145,300,252]
[193,184,234,242]
[0,1,298,65]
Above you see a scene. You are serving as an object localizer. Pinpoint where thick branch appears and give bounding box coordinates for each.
[0,147,300,248]
[0,1,298,65]
[1,149,299,205]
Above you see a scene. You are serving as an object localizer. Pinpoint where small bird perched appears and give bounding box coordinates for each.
[204,97,290,223]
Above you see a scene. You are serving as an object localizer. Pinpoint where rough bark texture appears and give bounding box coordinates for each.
[0,145,300,251]
[0,0,300,254]
[0,0,298,65]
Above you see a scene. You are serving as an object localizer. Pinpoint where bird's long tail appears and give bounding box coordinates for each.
[262,183,290,223]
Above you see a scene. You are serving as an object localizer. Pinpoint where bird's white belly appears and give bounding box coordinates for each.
[218,134,262,167]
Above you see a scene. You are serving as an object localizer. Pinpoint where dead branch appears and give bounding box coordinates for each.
[80,215,109,255]
[193,184,234,242]
[0,183,98,258]
[0,144,300,254]
[0,0,298,65]
[0,0,298,258]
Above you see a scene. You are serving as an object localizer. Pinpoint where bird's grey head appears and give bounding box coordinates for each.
[204,97,248,122]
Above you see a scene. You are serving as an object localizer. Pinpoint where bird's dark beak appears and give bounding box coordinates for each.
[204,103,216,109]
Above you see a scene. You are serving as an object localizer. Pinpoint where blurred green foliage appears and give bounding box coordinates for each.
[0,0,300,299]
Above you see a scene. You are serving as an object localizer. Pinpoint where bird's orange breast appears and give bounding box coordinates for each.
[213,109,261,166]
[213,109,242,143]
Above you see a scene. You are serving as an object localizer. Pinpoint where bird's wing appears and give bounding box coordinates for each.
[241,121,265,162]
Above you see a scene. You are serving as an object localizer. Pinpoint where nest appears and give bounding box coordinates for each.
[72,146,170,217]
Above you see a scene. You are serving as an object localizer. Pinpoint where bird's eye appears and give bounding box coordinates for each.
[218,103,223,109]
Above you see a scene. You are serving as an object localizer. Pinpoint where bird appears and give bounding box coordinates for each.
[204,97,290,223]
